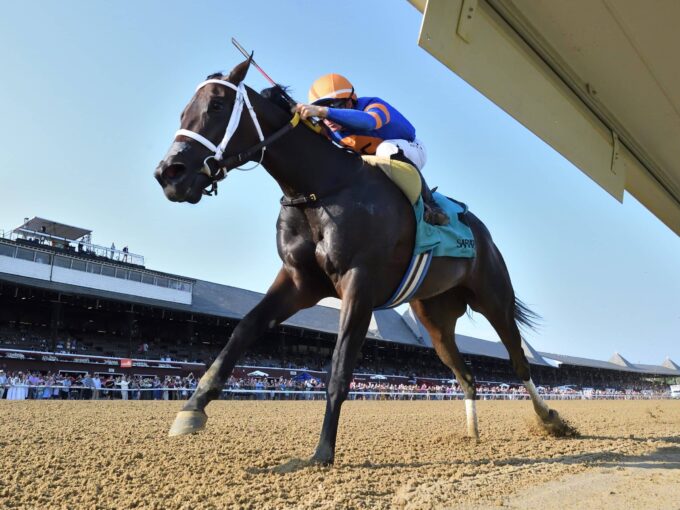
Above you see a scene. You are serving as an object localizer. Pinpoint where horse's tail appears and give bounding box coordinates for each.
[514,297,541,332]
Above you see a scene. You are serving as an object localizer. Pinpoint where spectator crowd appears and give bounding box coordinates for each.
[0,369,672,402]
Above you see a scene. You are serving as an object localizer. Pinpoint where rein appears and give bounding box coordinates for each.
[174,79,301,196]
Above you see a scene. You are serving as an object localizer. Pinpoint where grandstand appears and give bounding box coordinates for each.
[1,217,678,390]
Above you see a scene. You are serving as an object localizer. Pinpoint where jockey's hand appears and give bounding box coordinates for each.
[294,103,328,120]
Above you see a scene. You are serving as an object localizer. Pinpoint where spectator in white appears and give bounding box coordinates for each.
[93,374,102,400]
[7,372,26,400]
[117,376,129,400]
[110,242,116,260]
[0,370,6,399]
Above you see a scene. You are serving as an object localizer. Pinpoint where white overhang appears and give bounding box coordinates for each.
[409,0,680,236]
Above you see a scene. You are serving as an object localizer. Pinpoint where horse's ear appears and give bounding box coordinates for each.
[227,54,252,84]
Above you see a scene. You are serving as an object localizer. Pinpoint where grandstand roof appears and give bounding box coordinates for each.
[540,351,680,376]
[609,352,635,369]
[401,308,552,366]
[540,352,636,372]
[633,364,680,377]
[662,357,680,371]
[15,217,91,241]
[194,282,422,346]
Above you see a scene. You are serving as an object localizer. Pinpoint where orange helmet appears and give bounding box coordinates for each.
[308,73,357,105]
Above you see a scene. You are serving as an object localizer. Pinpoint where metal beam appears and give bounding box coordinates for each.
[412,0,680,235]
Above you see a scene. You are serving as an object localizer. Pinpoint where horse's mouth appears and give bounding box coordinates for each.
[155,163,209,204]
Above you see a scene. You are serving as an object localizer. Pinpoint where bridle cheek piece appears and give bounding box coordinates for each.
[173,79,299,196]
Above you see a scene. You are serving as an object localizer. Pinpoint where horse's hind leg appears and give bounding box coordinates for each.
[478,297,576,437]
[410,292,479,439]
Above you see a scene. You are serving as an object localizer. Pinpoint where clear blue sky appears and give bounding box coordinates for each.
[0,1,678,365]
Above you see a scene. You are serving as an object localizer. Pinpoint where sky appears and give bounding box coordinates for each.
[0,1,678,365]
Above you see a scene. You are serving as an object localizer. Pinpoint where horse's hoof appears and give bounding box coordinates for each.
[466,431,480,442]
[168,410,208,437]
[309,455,334,467]
[309,450,334,466]
[538,409,579,438]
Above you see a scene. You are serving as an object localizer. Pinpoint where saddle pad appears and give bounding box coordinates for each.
[413,192,476,258]
[376,192,475,309]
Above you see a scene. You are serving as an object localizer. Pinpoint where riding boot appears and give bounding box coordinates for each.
[419,174,450,226]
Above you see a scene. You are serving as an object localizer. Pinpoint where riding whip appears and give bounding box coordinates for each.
[230,37,324,134]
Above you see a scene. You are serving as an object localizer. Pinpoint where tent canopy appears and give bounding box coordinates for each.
[292,372,314,382]
[15,217,91,241]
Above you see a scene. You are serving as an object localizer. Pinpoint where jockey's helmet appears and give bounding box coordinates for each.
[309,74,357,106]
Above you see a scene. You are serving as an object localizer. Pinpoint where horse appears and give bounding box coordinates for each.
[154,57,575,465]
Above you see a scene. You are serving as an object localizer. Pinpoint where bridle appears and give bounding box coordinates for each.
[174,79,300,196]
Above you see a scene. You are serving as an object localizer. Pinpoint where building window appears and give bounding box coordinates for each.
[128,271,142,282]
[101,265,115,277]
[34,252,52,265]
[142,274,155,285]
[71,259,86,272]
[156,277,169,288]
[16,247,35,262]
[0,244,16,257]
[115,268,128,279]
[54,256,71,268]
[86,263,102,275]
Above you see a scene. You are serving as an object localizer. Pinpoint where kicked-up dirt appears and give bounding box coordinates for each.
[1,399,679,509]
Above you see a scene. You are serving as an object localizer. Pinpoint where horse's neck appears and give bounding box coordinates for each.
[250,92,361,197]
[266,128,361,197]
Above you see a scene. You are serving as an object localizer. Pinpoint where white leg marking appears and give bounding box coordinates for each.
[465,398,479,438]
[524,378,550,416]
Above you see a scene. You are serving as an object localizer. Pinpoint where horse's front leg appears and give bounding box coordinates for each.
[311,267,373,465]
[169,267,322,436]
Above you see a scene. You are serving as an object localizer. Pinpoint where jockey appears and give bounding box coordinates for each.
[295,73,449,226]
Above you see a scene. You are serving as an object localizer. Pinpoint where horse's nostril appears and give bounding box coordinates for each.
[162,163,186,183]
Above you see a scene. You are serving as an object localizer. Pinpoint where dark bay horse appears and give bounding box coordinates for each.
[154,58,574,465]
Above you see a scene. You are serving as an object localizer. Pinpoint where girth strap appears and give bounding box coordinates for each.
[280,193,318,207]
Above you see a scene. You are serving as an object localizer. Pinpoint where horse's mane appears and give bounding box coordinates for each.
[259,85,363,164]
[260,85,295,113]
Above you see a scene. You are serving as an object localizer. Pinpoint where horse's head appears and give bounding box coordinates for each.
[155,58,262,203]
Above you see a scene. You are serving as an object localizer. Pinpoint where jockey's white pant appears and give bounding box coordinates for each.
[375,138,427,171]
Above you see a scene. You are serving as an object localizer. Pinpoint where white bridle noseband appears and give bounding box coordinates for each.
[174,79,266,178]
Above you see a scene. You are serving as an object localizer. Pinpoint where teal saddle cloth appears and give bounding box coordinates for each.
[413,192,476,258]
[375,191,476,310]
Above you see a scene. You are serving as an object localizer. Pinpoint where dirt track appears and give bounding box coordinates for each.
[1,400,679,509]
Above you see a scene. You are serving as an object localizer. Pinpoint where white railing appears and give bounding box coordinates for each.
[3,228,145,266]
[0,238,193,294]
[1,385,673,401]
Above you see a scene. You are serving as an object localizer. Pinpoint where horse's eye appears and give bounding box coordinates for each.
[209,99,224,112]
